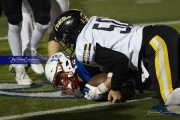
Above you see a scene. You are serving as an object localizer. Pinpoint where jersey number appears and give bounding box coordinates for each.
[92,17,132,34]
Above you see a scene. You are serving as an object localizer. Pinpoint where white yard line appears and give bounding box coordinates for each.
[136,0,162,4]
[0,36,8,40]
[0,97,152,120]
[135,20,180,26]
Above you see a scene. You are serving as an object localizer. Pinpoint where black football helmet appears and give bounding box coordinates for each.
[53,9,88,55]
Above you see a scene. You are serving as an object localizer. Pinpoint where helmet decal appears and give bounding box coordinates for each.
[80,12,88,24]
[54,16,72,32]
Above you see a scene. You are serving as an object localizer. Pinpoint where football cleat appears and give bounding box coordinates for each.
[9,64,30,73]
[9,64,16,73]
[15,67,33,86]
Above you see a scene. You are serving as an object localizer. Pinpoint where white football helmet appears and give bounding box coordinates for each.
[45,52,78,94]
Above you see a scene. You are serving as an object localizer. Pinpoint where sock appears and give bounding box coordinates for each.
[8,22,24,68]
[57,0,70,12]
[8,23,22,56]
[30,22,49,51]
[21,13,33,54]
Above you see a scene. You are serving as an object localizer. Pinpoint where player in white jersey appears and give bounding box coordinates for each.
[53,9,180,105]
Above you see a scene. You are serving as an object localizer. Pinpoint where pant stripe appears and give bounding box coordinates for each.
[149,35,173,103]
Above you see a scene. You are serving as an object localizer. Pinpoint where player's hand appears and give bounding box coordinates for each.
[84,83,109,100]
[108,90,122,103]
[84,84,103,100]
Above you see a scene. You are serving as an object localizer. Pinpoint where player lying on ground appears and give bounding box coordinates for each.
[45,52,136,102]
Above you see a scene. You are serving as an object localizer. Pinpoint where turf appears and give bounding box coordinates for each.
[1,0,180,119]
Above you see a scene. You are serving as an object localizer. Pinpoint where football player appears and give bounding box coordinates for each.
[45,52,136,101]
[9,0,49,74]
[1,0,51,85]
[45,0,108,98]
[21,0,50,75]
[53,9,180,105]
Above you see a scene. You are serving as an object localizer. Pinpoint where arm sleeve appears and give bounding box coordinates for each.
[95,43,129,90]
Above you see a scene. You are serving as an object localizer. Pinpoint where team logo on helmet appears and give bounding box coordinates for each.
[54,16,72,31]
[80,12,88,24]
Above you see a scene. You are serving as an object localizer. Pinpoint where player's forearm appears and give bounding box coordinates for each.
[103,73,112,89]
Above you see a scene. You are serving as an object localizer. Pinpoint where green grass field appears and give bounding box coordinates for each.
[1,0,180,119]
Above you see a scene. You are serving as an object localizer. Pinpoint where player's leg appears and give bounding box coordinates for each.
[2,0,23,57]
[9,1,34,73]
[57,0,70,12]
[165,33,180,105]
[28,0,50,51]
[1,0,32,85]
[21,0,33,54]
[27,0,51,74]
[48,0,70,57]
[146,25,180,105]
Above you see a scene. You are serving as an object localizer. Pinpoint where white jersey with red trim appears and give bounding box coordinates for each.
[76,16,144,69]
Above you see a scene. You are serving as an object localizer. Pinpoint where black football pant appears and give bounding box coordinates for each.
[1,0,51,25]
[144,25,180,104]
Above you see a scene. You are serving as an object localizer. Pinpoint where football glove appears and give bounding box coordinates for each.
[84,83,109,100]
